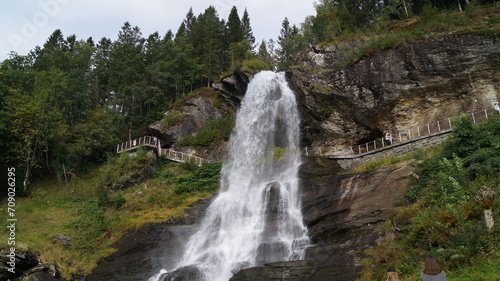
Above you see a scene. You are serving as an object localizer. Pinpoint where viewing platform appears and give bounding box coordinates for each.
[116,136,216,165]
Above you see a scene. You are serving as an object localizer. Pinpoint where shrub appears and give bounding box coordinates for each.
[160,110,184,130]
[174,162,222,194]
[100,147,156,189]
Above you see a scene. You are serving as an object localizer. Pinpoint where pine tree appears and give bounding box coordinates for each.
[191,6,225,86]
[257,40,274,68]
[277,18,300,71]
[241,9,256,50]
[92,37,112,107]
[226,6,244,44]
[109,22,146,139]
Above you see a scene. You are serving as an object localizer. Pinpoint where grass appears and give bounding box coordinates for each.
[348,146,442,173]
[0,158,218,279]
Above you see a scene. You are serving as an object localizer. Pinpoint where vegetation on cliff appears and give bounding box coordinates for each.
[359,115,500,280]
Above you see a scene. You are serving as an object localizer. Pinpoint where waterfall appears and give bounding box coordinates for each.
[150,71,310,281]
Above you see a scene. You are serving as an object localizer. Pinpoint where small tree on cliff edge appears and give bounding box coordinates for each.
[277,17,302,71]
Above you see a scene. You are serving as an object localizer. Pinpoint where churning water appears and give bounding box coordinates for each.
[149,71,309,281]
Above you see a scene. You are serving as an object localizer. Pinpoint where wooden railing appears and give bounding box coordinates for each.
[313,107,498,158]
[116,136,160,154]
[160,148,216,165]
[116,136,216,165]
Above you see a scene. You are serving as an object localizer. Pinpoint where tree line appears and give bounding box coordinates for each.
[0,6,282,191]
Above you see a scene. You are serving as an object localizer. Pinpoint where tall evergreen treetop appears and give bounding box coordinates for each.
[226,6,244,44]
[241,9,255,50]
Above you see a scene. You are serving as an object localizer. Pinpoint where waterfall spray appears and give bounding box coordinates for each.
[150,71,309,281]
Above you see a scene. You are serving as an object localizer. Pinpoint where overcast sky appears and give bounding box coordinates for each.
[0,0,317,62]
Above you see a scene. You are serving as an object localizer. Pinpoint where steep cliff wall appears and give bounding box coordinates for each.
[289,31,499,148]
[229,31,499,281]
[231,157,415,281]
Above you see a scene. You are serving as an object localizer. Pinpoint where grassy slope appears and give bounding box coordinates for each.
[0,158,215,279]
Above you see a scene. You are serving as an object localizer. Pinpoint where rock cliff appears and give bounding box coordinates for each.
[290,31,499,148]
[149,87,236,148]
[231,157,415,281]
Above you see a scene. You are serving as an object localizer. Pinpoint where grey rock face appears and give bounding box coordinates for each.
[290,33,500,147]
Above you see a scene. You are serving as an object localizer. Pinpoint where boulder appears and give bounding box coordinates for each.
[0,249,38,280]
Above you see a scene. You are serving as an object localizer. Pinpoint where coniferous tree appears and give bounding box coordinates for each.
[226,6,244,44]
[92,37,112,107]
[109,22,146,139]
[257,40,274,68]
[241,9,256,50]
[277,18,301,71]
[192,6,225,86]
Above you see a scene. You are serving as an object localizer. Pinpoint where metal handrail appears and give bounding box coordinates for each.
[313,107,497,157]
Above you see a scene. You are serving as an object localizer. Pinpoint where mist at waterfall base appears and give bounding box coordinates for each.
[149,71,310,281]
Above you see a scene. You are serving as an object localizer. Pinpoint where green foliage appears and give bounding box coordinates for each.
[175,162,222,194]
[178,117,234,147]
[160,110,184,129]
[240,59,270,74]
[349,152,414,173]
[0,158,218,279]
[360,114,500,280]
[71,200,109,249]
[448,252,500,281]
[277,17,305,71]
[100,147,156,188]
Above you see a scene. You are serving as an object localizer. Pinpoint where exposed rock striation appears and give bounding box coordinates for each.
[230,156,415,281]
[290,32,500,147]
[212,70,253,104]
[149,87,236,147]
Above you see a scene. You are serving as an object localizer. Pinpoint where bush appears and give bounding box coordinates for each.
[362,114,500,278]
[174,162,222,194]
[100,147,156,188]
[160,110,184,130]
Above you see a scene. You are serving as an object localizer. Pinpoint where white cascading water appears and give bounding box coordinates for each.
[149,71,309,281]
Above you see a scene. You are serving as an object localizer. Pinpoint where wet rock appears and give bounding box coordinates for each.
[0,249,38,280]
[87,196,214,281]
[213,70,253,104]
[159,265,206,281]
[230,260,317,281]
